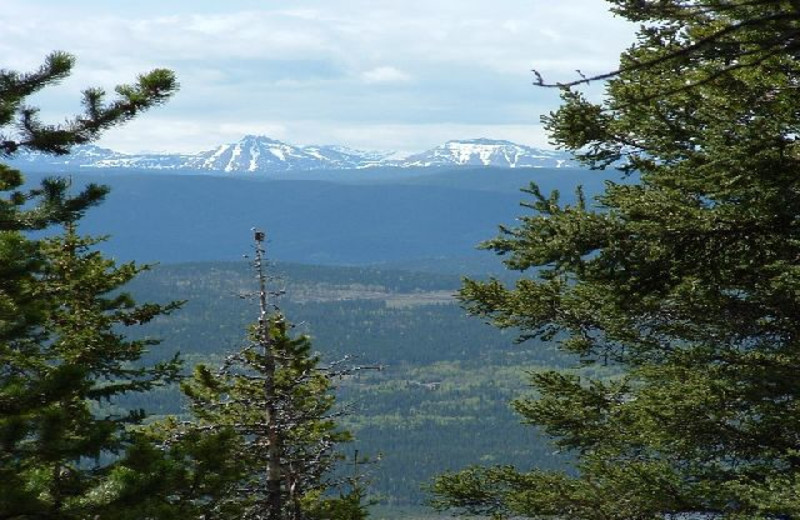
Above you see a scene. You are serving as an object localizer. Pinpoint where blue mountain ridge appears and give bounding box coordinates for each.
[20,166,621,267]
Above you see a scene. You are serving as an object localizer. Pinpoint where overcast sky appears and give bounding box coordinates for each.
[2,1,636,154]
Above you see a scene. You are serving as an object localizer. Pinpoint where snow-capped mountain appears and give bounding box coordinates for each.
[7,135,574,173]
[184,135,391,172]
[400,138,573,168]
[8,144,194,170]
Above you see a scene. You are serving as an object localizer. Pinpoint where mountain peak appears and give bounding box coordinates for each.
[446,138,515,146]
[240,134,283,144]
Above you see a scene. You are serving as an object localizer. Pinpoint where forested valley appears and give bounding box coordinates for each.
[123,261,588,507]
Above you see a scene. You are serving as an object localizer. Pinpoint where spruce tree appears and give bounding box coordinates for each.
[433,1,800,518]
[1,226,183,518]
[161,231,369,520]
[0,53,179,519]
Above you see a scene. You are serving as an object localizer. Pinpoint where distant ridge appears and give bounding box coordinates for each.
[400,138,571,168]
[9,135,576,173]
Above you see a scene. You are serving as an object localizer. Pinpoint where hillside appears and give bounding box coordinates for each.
[22,167,617,265]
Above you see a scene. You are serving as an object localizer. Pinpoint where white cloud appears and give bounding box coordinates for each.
[97,117,289,154]
[1,0,637,152]
[361,66,411,84]
[502,20,524,34]
[323,123,553,154]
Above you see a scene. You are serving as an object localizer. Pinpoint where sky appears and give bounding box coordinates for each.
[1,1,636,155]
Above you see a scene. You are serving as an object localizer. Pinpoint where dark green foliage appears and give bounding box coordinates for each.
[0,54,179,519]
[0,164,108,232]
[0,226,183,519]
[101,425,246,520]
[174,317,358,519]
[303,487,369,520]
[155,241,369,520]
[433,1,800,518]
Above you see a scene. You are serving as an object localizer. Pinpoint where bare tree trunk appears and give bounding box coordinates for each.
[254,230,282,520]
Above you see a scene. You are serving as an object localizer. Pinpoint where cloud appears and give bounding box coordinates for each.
[97,117,290,154]
[323,123,554,153]
[2,0,637,152]
[360,66,411,84]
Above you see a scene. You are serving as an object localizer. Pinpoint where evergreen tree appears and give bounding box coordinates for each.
[0,53,179,519]
[433,1,800,518]
[161,231,369,520]
[537,1,800,99]
[1,226,182,518]
[1,51,175,157]
[0,51,177,341]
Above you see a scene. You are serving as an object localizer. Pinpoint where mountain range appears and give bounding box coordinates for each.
[9,136,575,173]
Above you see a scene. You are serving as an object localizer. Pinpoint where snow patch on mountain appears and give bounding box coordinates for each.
[184,135,385,173]
[399,138,573,168]
[10,145,123,167]
[7,135,575,173]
